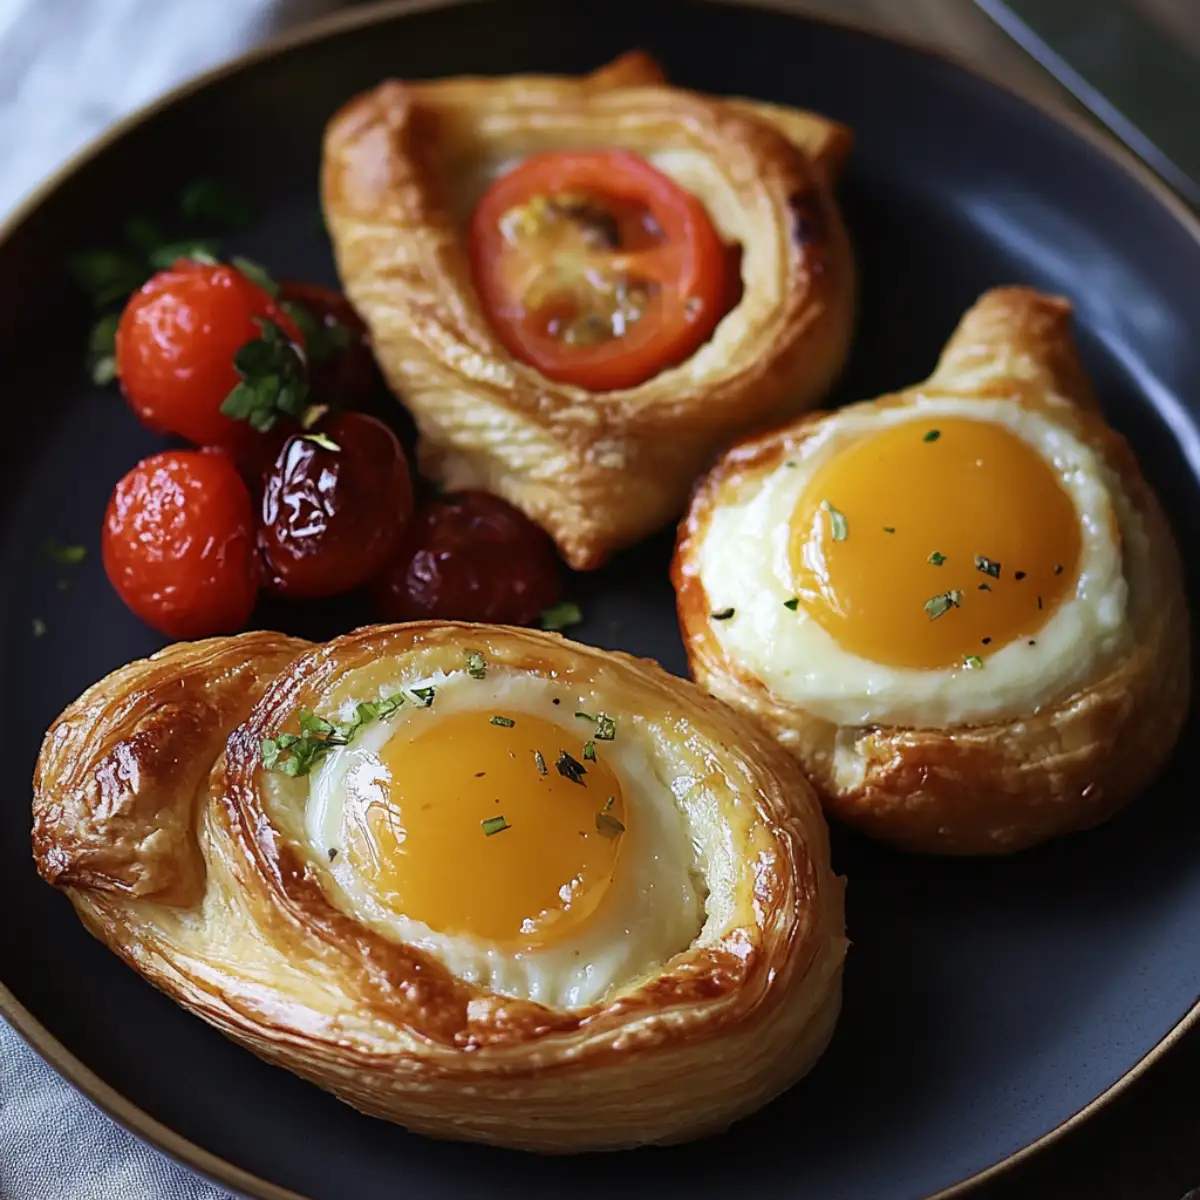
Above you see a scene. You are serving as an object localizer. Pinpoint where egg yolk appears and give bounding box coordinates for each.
[343,709,626,945]
[788,416,1082,669]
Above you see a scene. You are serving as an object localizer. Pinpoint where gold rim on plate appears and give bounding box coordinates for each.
[2,3,1197,1198]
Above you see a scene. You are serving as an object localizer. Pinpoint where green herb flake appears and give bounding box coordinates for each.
[303,432,341,452]
[278,299,350,363]
[1037,595,1043,610]
[594,713,616,741]
[146,239,219,270]
[821,500,849,541]
[31,617,46,639]
[603,796,615,811]
[219,317,309,432]
[1054,564,1064,576]
[540,600,583,631]
[490,715,515,727]
[466,650,487,679]
[327,847,339,862]
[43,540,87,566]
[883,526,896,534]
[180,178,254,231]
[555,750,587,785]
[711,607,735,621]
[231,255,279,297]
[974,555,1001,579]
[534,750,548,776]
[783,598,800,611]
[583,740,596,761]
[595,812,626,838]
[409,686,436,707]
[923,429,941,443]
[963,655,984,670]
[928,551,947,566]
[979,583,992,592]
[924,589,963,621]
[261,692,405,777]
[481,816,510,836]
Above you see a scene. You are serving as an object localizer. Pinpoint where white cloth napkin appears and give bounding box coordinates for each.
[0,5,343,1197]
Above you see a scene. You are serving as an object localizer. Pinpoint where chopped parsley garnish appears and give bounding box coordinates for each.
[231,255,279,297]
[603,796,615,811]
[711,607,736,621]
[303,432,340,452]
[596,812,626,838]
[575,711,616,740]
[928,551,946,566]
[43,540,87,566]
[883,526,896,534]
[1037,595,1043,610]
[979,583,992,592]
[982,637,992,645]
[261,694,405,776]
[534,750,548,776]
[31,617,46,638]
[924,589,963,621]
[147,239,219,270]
[481,816,510,836]
[1014,570,1027,581]
[821,500,848,541]
[974,555,1001,578]
[1054,564,1064,575]
[409,686,436,707]
[219,317,309,432]
[555,750,587,784]
[783,598,800,611]
[490,715,515,727]
[923,429,941,442]
[180,178,254,231]
[327,848,339,862]
[540,601,583,632]
[583,740,596,761]
[963,655,983,670]
[466,650,487,679]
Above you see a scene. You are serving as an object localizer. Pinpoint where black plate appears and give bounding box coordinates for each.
[2,3,1199,1198]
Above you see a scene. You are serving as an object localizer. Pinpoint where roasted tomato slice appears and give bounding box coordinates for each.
[469,150,730,392]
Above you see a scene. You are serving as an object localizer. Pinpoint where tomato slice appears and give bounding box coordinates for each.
[469,150,730,392]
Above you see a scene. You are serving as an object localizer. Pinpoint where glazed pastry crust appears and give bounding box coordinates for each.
[673,287,1190,855]
[321,51,855,569]
[31,624,846,1151]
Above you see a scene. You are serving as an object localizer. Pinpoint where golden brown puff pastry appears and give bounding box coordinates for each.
[321,51,855,569]
[32,624,846,1151]
[673,287,1189,855]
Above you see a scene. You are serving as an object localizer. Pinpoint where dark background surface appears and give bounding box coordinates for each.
[1,2,1198,1198]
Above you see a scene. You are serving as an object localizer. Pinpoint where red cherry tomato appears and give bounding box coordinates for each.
[103,450,258,639]
[277,282,378,407]
[114,260,304,447]
[372,491,563,625]
[469,150,729,392]
[258,412,413,599]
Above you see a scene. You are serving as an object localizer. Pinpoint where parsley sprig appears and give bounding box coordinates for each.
[219,317,310,432]
[261,693,406,777]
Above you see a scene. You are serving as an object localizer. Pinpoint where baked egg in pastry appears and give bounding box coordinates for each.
[32,624,846,1150]
[321,51,855,569]
[673,287,1189,855]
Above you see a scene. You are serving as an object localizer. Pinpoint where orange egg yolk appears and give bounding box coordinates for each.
[343,709,626,945]
[788,416,1082,669]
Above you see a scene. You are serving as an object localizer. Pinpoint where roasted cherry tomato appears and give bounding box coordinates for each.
[103,450,258,638]
[277,282,378,406]
[372,491,563,625]
[258,412,413,599]
[469,150,730,392]
[115,260,304,447]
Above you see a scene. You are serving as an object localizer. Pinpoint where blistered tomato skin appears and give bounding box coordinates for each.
[102,450,259,639]
[258,412,413,599]
[114,260,303,448]
[372,491,563,625]
[277,282,378,406]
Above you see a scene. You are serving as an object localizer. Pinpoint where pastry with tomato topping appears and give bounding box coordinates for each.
[322,50,854,569]
[672,288,1189,854]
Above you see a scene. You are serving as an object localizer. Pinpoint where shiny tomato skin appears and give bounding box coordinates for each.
[114,260,304,447]
[469,150,729,392]
[372,491,563,625]
[103,450,259,639]
[277,282,378,407]
[258,412,413,599]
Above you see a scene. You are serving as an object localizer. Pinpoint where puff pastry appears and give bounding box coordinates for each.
[32,624,846,1150]
[673,287,1190,855]
[322,51,855,569]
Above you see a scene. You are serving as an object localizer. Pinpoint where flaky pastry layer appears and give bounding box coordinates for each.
[673,288,1190,855]
[32,624,846,1151]
[321,51,855,568]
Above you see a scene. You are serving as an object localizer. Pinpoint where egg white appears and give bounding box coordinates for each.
[304,667,708,1009]
[695,395,1144,727]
